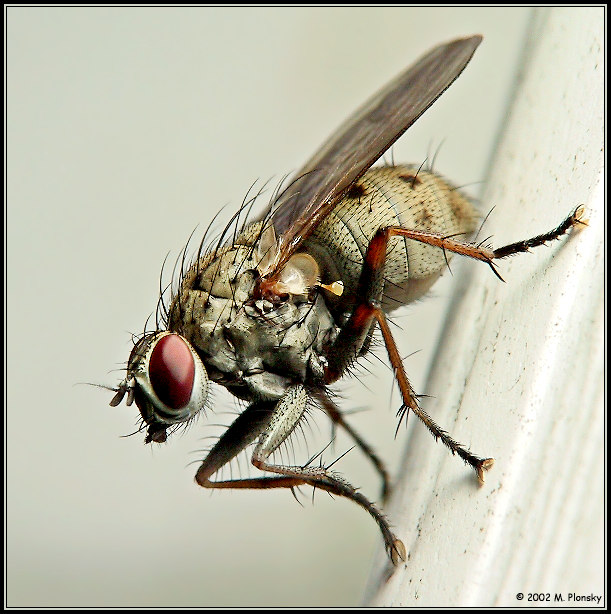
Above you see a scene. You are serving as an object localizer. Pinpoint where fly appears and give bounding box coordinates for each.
[109,35,585,565]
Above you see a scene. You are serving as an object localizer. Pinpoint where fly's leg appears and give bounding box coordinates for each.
[195,385,405,565]
[383,205,586,281]
[327,302,494,483]
[251,386,405,565]
[324,206,585,483]
[194,400,301,489]
[314,391,392,503]
[377,308,494,482]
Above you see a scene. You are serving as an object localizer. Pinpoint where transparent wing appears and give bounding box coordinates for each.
[261,35,482,277]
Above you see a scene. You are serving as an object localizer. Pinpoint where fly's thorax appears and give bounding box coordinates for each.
[168,221,266,338]
[307,164,479,310]
[168,236,261,379]
[168,225,339,402]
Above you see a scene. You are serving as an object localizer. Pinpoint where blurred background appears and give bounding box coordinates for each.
[7,6,538,607]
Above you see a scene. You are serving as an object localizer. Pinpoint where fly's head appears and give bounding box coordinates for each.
[110,331,209,444]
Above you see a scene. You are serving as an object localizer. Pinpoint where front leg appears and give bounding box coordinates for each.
[194,385,405,565]
[250,385,405,565]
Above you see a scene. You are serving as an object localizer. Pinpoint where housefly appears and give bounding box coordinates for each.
[109,35,584,565]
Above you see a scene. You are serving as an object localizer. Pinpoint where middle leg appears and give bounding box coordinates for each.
[314,390,392,502]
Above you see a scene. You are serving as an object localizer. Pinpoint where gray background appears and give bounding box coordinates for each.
[7,6,534,607]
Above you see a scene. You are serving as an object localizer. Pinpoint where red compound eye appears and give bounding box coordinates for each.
[148,334,195,409]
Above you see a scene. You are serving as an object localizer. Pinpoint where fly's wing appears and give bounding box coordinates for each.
[261,35,482,277]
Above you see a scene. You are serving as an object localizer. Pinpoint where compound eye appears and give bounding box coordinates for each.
[130,332,209,430]
[149,334,195,409]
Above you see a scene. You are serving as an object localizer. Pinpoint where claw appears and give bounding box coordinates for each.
[476,458,495,485]
[390,538,406,566]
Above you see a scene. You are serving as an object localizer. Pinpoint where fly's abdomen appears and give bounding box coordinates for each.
[308,165,479,311]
